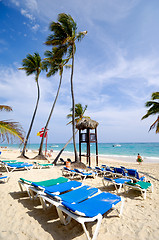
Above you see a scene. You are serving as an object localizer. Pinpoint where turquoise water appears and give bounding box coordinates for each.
[1,142,159,158]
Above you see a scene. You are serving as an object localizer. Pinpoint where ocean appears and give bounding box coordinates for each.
[1,142,159,162]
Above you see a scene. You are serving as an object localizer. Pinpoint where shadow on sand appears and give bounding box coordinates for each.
[10,191,95,240]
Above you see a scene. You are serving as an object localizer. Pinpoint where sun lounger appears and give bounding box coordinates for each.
[0,160,17,164]
[0,160,17,167]
[95,166,115,177]
[111,167,128,178]
[0,175,10,183]
[39,184,99,210]
[57,192,124,240]
[126,169,146,181]
[62,167,77,178]
[102,176,132,193]
[94,166,108,176]
[18,177,69,199]
[34,162,54,169]
[74,168,96,180]
[123,181,153,199]
[4,162,33,173]
[29,180,81,200]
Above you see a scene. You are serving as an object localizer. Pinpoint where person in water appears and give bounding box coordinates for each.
[136,153,143,165]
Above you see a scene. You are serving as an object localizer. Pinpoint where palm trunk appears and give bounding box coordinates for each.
[18,77,40,159]
[53,129,78,164]
[71,45,79,162]
[34,73,63,160]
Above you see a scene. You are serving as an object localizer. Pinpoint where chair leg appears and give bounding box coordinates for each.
[80,214,102,240]
[56,208,72,225]
[142,190,146,200]
[18,182,24,192]
[115,183,122,193]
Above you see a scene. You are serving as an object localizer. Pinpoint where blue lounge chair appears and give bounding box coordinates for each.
[112,167,128,178]
[45,185,99,203]
[62,167,77,178]
[94,166,107,176]
[74,168,96,180]
[126,169,146,181]
[4,162,33,173]
[0,175,10,183]
[39,185,99,210]
[102,176,132,193]
[58,192,124,240]
[98,166,115,176]
[29,180,82,200]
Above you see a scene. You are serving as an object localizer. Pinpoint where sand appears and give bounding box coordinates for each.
[0,149,159,240]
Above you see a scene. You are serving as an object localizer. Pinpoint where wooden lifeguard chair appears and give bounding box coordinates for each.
[76,118,99,167]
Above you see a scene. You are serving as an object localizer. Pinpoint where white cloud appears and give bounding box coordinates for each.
[10,0,20,7]
[31,23,40,31]
[20,8,35,21]
[25,0,38,12]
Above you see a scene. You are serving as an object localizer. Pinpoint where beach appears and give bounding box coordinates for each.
[0,149,159,240]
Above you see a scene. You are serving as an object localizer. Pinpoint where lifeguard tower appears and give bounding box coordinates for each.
[76,118,99,167]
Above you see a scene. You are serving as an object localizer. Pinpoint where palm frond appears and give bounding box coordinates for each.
[149,116,159,132]
[145,101,159,107]
[19,52,42,80]
[0,105,12,112]
[77,31,88,42]
[151,92,159,100]
[0,120,24,143]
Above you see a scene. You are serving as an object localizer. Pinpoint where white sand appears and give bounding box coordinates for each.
[0,149,159,240]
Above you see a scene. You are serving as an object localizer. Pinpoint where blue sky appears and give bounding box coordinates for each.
[0,0,159,144]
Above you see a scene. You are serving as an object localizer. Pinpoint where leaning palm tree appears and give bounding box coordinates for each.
[18,53,42,158]
[34,48,67,160]
[53,103,89,164]
[142,92,159,133]
[45,13,87,162]
[0,105,24,143]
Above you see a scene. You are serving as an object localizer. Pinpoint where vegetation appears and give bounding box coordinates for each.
[18,53,42,158]
[67,103,89,125]
[45,13,87,162]
[35,48,67,159]
[0,105,24,143]
[142,92,159,133]
[53,103,89,164]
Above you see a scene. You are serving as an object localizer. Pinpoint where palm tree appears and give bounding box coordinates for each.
[142,92,159,133]
[34,48,67,160]
[18,53,42,158]
[45,13,87,162]
[53,103,89,164]
[67,103,89,125]
[0,105,24,143]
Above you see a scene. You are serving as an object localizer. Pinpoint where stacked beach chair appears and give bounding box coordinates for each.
[101,165,153,199]
[18,177,124,240]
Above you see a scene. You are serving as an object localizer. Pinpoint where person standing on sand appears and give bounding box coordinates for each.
[137,153,143,165]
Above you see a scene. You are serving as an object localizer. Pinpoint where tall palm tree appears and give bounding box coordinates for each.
[45,13,87,162]
[18,53,42,158]
[0,105,24,143]
[34,48,67,159]
[53,103,89,164]
[142,92,159,133]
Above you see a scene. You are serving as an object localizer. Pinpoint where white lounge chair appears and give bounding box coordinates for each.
[57,191,124,240]
[123,181,153,199]
[102,176,132,193]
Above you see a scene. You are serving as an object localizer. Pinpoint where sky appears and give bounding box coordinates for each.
[0,0,159,144]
